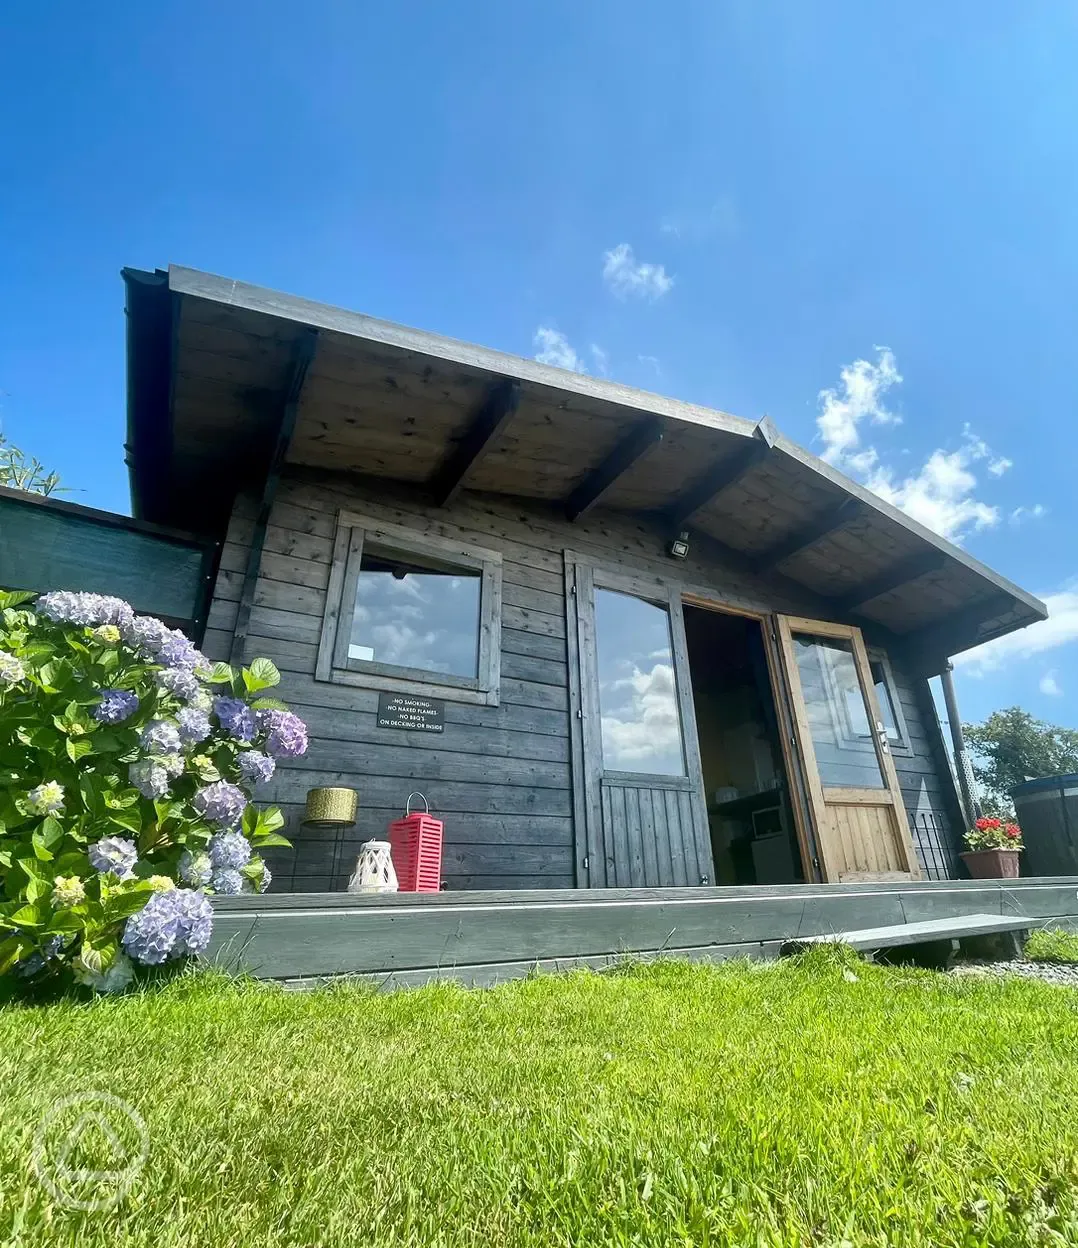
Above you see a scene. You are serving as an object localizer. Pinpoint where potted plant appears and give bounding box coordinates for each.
[960,816,1024,879]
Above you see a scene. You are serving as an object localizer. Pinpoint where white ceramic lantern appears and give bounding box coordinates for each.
[347,840,399,894]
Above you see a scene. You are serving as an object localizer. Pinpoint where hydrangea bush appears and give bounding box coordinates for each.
[0,589,309,991]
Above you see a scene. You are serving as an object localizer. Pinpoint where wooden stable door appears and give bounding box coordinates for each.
[775,616,920,882]
[566,556,714,889]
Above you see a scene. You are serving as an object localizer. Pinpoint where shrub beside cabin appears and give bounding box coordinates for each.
[117,265,1051,902]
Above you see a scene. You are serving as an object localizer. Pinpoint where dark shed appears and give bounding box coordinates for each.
[121,264,1047,895]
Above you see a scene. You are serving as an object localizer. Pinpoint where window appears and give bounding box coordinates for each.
[594,588,686,776]
[802,637,909,755]
[316,512,502,705]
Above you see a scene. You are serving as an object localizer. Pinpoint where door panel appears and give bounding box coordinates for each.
[776,615,920,883]
[566,554,713,888]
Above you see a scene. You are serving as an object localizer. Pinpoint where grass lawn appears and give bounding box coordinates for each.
[2,951,1078,1247]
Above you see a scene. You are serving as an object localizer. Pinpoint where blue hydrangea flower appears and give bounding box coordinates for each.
[176,706,212,745]
[92,689,139,724]
[194,782,248,830]
[156,666,202,702]
[120,614,171,659]
[259,863,272,893]
[15,934,67,979]
[88,835,138,879]
[178,848,213,887]
[139,719,182,755]
[121,888,214,965]
[0,651,26,687]
[210,867,246,895]
[207,829,252,869]
[236,750,275,786]
[129,758,172,799]
[258,709,309,759]
[213,696,256,743]
[38,592,135,629]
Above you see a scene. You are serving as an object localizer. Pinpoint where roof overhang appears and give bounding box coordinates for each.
[123,263,1048,668]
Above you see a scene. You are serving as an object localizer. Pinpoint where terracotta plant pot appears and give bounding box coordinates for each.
[961,848,1022,879]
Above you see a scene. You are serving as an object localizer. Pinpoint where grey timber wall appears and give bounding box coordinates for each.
[201,471,964,891]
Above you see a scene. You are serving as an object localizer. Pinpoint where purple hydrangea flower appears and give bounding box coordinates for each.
[92,689,139,724]
[0,651,26,687]
[159,630,206,671]
[119,614,171,659]
[88,835,138,879]
[213,696,256,743]
[156,667,202,702]
[176,706,212,745]
[236,750,275,786]
[258,709,309,759]
[129,758,172,799]
[178,848,213,888]
[38,592,135,629]
[121,888,214,965]
[210,868,246,895]
[194,782,248,830]
[207,829,252,869]
[139,719,182,756]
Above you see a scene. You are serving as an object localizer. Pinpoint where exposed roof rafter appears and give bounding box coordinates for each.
[565,417,664,522]
[754,497,864,574]
[832,550,948,613]
[428,379,521,507]
[664,417,775,533]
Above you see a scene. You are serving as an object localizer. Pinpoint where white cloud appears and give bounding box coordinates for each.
[953,583,1078,674]
[816,347,1017,544]
[600,663,682,771]
[534,327,586,373]
[637,354,662,378]
[1040,671,1063,697]
[590,344,609,375]
[1011,504,1047,525]
[601,243,673,300]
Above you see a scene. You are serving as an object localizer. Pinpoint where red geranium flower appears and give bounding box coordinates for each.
[975,817,993,830]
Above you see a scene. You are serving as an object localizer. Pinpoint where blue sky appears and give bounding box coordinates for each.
[2,2,1077,728]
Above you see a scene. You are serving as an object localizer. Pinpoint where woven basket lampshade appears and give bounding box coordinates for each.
[302,787,358,828]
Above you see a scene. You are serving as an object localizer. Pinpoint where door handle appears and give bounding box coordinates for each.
[875,721,890,754]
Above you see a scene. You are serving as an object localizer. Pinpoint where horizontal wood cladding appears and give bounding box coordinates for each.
[200,470,966,893]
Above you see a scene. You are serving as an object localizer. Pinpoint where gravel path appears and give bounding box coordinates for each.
[951,959,1078,987]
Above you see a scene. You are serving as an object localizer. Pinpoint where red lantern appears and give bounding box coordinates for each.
[388,793,443,892]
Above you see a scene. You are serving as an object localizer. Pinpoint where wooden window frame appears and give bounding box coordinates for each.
[315,510,502,706]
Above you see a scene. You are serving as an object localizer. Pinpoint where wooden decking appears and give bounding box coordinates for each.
[208,878,1078,987]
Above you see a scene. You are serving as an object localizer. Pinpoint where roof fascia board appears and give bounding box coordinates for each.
[168,265,755,440]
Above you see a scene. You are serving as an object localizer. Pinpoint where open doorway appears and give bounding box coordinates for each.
[682,605,805,886]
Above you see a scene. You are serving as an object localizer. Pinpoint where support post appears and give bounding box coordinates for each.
[229,328,318,666]
[940,662,981,825]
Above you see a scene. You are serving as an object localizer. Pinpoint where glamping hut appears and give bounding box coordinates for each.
[118,265,1070,981]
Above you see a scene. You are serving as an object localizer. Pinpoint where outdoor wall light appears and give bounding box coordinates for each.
[668,530,691,560]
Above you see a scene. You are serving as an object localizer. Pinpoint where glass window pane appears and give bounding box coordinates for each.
[792,634,885,788]
[595,588,685,776]
[348,544,481,679]
[870,659,900,742]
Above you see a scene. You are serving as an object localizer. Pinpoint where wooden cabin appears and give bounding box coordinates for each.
[121,263,1049,914]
